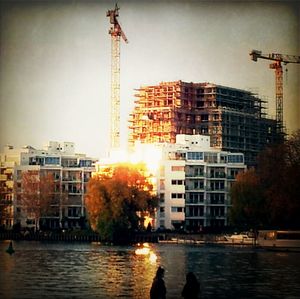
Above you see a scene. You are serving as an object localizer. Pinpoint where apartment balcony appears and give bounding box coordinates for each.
[205,187,227,192]
[207,202,226,206]
[68,190,82,195]
[185,186,205,191]
[185,201,205,206]
[62,177,82,182]
[210,215,226,219]
[209,173,226,179]
[185,172,206,178]
[185,215,205,219]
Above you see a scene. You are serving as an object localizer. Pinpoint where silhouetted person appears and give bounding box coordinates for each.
[181,272,200,299]
[150,266,166,299]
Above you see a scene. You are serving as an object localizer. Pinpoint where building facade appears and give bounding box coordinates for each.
[0,145,29,229]
[129,81,279,166]
[152,135,246,231]
[0,142,95,230]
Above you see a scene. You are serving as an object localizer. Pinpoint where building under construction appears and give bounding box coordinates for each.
[129,81,279,166]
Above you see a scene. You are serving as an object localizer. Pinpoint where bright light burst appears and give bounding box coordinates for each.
[129,142,162,174]
[97,143,162,176]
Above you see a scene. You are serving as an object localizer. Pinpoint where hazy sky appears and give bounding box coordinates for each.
[0,0,299,159]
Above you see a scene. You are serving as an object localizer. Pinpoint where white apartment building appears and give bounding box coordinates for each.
[0,141,95,230]
[154,135,246,231]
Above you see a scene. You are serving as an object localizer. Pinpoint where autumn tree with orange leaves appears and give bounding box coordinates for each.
[18,170,55,231]
[85,163,158,244]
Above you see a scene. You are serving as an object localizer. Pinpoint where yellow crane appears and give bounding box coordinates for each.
[250,50,300,135]
[107,4,128,150]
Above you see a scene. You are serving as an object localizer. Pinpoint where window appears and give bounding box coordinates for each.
[62,158,77,167]
[171,179,184,185]
[194,166,204,176]
[160,193,165,203]
[211,181,225,191]
[79,160,92,167]
[228,154,244,163]
[68,207,80,217]
[188,193,204,204]
[45,157,60,165]
[220,154,227,163]
[210,193,225,204]
[193,180,204,189]
[171,193,184,199]
[171,207,184,213]
[187,152,203,160]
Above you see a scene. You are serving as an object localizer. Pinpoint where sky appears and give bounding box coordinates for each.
[0,0,299,159]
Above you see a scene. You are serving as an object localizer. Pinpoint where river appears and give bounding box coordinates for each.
[0,240,299,298]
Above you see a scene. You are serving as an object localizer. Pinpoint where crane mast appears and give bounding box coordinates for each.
[250,50,300,136]
[107,4,128,150]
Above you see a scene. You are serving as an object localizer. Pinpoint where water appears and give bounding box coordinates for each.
[1,241,300,299]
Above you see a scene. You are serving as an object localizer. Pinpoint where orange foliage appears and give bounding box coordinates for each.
[19,170,55,230]
[85,163,157,233]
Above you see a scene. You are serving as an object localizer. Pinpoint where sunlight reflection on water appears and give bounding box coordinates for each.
[0,241,300,298]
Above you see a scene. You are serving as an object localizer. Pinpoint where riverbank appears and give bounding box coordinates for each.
[0,230,101,242]
[0,230,257,247]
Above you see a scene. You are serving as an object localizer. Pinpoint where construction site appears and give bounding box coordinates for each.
[106,6,299,166]
[128,80,279,166]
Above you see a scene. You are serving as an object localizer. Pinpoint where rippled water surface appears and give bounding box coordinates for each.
[1,241,300,298]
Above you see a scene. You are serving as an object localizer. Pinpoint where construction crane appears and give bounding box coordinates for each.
[107,4,128,150]
[250,50,300,135]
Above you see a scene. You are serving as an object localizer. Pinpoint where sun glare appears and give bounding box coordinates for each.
[135,243,157,264]
[129,142,162,174]
[96,143,162,176]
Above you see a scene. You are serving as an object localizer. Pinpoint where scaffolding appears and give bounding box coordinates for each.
[129,81,279,166]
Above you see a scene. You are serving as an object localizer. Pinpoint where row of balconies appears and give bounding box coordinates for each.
[158,212,226,219]
[186,214,226,219]
[62,188,82,194]
[185,173,235,179]
[53,176,90,182]
[185,186,228,192]
[62,177,83,182]
[186,199,227,205]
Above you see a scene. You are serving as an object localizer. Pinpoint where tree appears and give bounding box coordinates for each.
[85,163,158,244]
[230,129,300,230]
[257,130,300,228]
[230,168,266,230]
[18,170,55,231]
